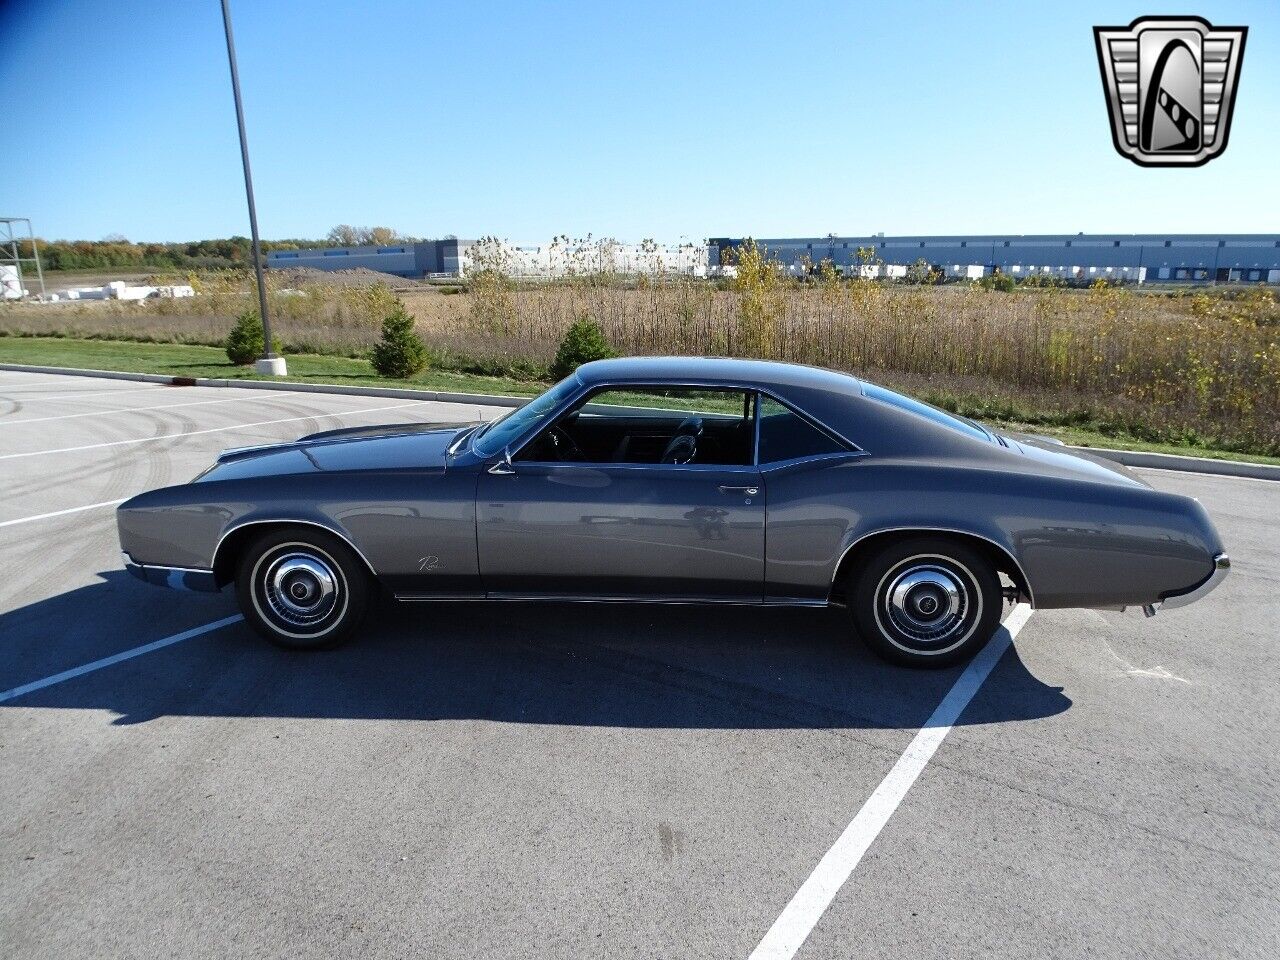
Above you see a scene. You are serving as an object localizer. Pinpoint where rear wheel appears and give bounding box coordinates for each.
[235,528,370,650]
[848,537,1003,668]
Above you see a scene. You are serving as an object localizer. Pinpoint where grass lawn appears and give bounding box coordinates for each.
[2,335,1276,466]
[0,336,544,398]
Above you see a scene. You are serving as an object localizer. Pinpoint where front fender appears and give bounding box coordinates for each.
[117,469,482,596]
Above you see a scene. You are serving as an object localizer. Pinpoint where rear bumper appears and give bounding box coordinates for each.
[122,551,219,592]
[1156,553,1230,611]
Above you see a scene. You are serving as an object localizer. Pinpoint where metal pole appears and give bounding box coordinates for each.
[27,219,46,299]
[220,0,282,370]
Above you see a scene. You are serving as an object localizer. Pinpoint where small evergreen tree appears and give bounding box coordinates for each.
[551,316,616,379]
[370,303,429,378]
[225,309,274,365]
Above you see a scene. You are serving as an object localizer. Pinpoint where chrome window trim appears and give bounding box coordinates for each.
[510,460,763,475]
[508,380,755,467]
[471,374,588,460]
[744,389,755,461]
[755,390,862,465]
[759,450,869,471]
[502,379,864,469]
[752,388,862,454]
[829,525,1036,607]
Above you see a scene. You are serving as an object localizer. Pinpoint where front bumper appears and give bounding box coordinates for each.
[1156,553,1231,611]
[122,551,219,592]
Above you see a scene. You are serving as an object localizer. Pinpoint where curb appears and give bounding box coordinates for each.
[1,363,180,386]
[3,361,1277,481]
[0,362,528,409]
[1067,445,1280,482]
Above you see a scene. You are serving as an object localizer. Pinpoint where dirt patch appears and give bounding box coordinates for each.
[269,267,428,290]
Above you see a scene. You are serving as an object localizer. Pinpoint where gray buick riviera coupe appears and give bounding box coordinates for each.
[116,357,1229,667]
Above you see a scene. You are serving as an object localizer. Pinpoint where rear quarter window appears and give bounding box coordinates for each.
[861,383,992,442]
[757,395,849,463]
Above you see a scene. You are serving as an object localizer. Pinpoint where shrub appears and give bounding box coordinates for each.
[370,303,429,378]
[906,257,940,284]
[551,315,616,378]
[225,309,274,365]
[730,239,783,357]
[977,272,1016,293]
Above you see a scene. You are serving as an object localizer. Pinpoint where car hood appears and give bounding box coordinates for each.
[198,422,478,481]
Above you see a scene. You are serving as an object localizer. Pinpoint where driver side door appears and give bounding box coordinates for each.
[476,386,765,600]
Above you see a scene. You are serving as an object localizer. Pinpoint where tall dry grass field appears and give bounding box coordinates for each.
[3,271,1277,454]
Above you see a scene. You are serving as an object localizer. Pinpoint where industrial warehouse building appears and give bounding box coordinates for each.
[267,238,466,278]
[267,238,705,279]
[708,234,1280,284]
[267,234,1280,284]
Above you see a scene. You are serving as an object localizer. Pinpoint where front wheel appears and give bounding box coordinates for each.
[235,528,371,650]
[848,537,1003,668]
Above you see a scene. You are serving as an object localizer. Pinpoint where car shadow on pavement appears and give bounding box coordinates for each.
[1,571,1071,729]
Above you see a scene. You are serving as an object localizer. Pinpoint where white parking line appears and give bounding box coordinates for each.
[0,394,267,426]
[747,604,1034,960]
[0,615,244,704]
[0,384,174,403]
[0,498,126,529]
[0,402,423,461]
[0,378,100,389]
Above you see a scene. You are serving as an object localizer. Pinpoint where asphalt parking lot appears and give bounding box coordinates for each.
[1,369,1276,959]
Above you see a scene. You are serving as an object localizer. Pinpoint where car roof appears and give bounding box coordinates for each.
[572,356,998,462]
[574,356,864,393]
[568,357,1132,485]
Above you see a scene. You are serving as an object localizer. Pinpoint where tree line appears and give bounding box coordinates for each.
[14,226,414,272]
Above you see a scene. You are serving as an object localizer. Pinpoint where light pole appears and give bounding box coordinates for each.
[220,0,286,375]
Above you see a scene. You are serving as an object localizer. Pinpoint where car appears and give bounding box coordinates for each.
[115,357,1229,667]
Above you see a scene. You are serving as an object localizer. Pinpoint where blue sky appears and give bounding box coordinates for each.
[2,0,1276,243]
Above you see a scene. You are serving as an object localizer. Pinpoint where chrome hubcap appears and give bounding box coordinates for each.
[882,563,968,645]
[262,552,339,628]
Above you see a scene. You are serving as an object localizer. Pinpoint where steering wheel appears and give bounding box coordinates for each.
[659,415,703,465]
[546,427,585,462]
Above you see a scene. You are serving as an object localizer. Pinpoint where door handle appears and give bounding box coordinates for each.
[718,485,759,496]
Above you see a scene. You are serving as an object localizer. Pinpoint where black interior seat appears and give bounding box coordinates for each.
[610,434,633,463]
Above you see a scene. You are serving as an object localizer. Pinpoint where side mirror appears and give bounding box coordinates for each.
[487,446,516,475]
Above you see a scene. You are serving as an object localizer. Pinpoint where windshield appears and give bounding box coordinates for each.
[861,382,993,443]
[472,376,581,458]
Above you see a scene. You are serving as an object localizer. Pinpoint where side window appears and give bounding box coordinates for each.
[519,386,754,466]
[757,395,847,464]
